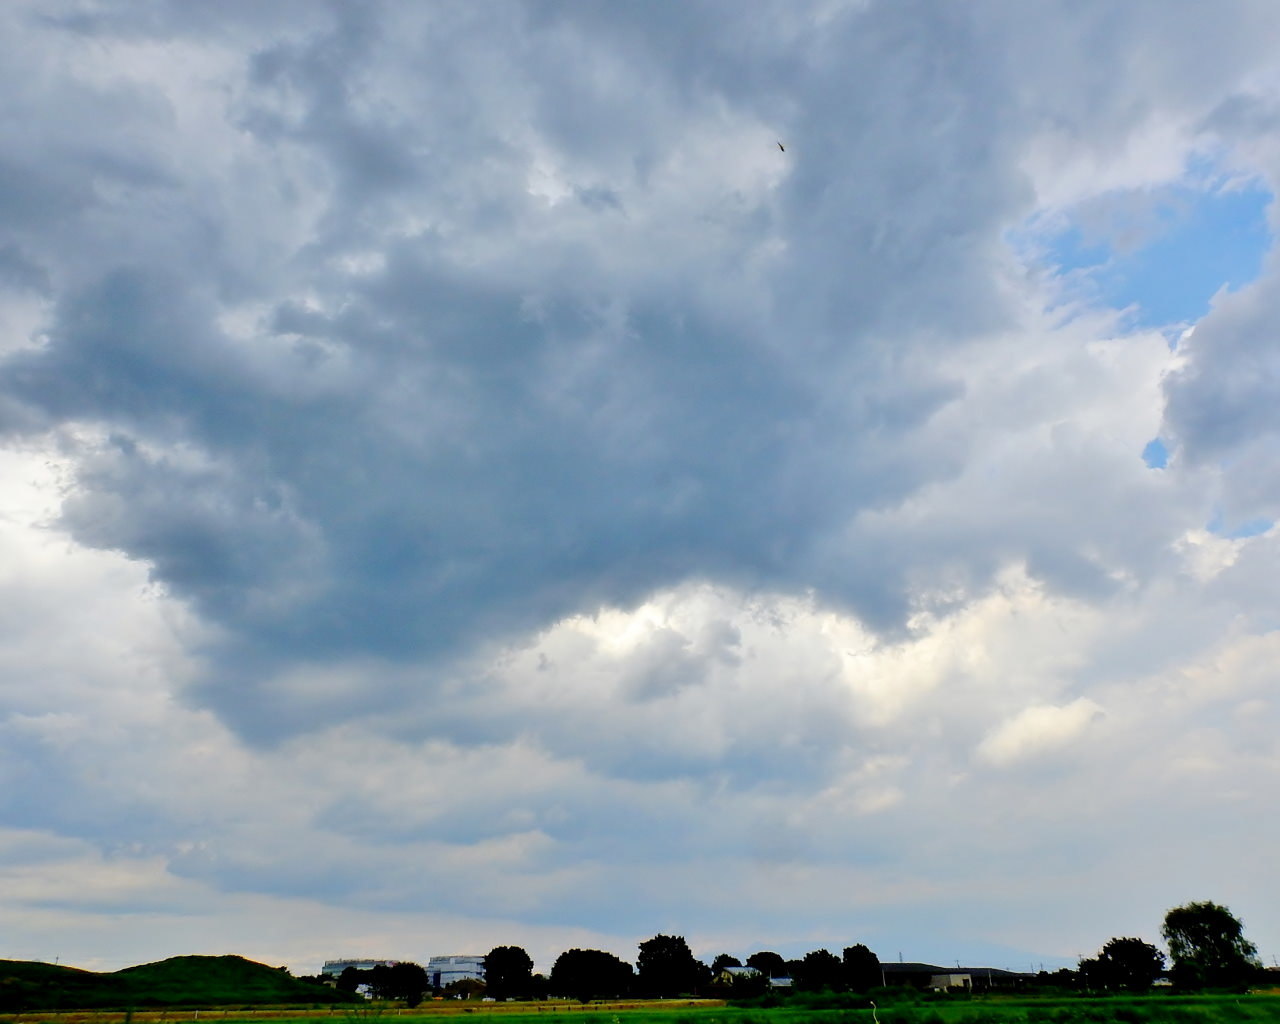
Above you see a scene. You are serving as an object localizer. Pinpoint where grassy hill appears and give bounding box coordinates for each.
[0,954,357,1011]
[0,960,122,1011]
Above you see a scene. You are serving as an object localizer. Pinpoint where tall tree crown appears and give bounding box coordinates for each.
[1162,901,1259,989]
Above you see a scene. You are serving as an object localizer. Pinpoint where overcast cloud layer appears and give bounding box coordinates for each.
[3,0,1280,975]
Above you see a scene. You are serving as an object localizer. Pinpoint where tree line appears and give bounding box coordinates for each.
[325,901,1265,1005]
[1073,901,1262,992]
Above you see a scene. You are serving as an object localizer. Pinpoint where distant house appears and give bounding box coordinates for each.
[715,966,762,983]
[879,963,1033,992]
[955,966,1036,991]
[712,966,791,990]
[880,963,949,989]
[927,972,972,991]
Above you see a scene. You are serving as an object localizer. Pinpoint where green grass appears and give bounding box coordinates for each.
[143,994,1280,1024]
[312,994,1280,1024]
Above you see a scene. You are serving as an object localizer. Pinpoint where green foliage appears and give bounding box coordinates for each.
[842,945,881,993]
[745,953,787,980]
[637,936,710,998]
[484,947,534,1001]
[1162,901,1261,990]
[725,971,770,999]
[740,988,872,1010]
[549,948,634,1002]
[337,966,364,994]
[366,962,429,1005]
[792,950,844,992]
[1078,937,1166,992]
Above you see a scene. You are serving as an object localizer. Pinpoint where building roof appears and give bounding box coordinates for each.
[879,963,1034,979]
[956,967,1036,979]
[880,963,948,974]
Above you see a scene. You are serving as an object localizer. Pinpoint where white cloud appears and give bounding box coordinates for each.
[977,699,1105,767]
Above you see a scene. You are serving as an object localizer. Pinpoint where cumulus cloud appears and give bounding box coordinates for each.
[977,699,1105,766]
[3,0,1280,974]
[0,0,1090,685]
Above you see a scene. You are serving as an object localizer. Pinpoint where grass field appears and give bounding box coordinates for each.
[6,993,1280,1024]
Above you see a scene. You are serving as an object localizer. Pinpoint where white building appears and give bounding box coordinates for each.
[321,959,401,977]
[428,955,486,989]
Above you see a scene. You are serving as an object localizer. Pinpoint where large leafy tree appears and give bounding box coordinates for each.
[335,967,365,994]
[711,954,742,975]
[549,949,633,1003]
[746,952,787,979]
[1162,901,1260,989]
[794,949,844,991]
[636,935,709,997]
[1078,938,1165,991]
[842,944,882,992]
[483,946,534,1000]
[367,962,429,1005]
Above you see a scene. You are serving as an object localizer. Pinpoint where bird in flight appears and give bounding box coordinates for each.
[777,141,785,152]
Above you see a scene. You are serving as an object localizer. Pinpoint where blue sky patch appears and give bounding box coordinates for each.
[1043,178,1272,328]
[1141,437,1169,469]
[1207,508,1275,539]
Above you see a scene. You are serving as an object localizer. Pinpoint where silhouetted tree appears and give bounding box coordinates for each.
[1163,902,1260,989]
[368,963,429,1005]
[1035,967,1079,990]
[484,946,534,1000]
[637,935,709,996]
[549,949,633,1002]
[842,944,881,992]
[711,954,742,975]
[794,949,844,991]
[746,952,787,979]
[336,967,365,994]
[1079,938,1165,992]
[368,964,393,1000]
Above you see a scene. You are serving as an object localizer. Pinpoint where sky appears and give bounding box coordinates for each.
[2,0,1280,979]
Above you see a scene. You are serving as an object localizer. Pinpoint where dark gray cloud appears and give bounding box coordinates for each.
[0,0,1039,732]
[4,0,1279,747]
[1163,267,1280,453]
